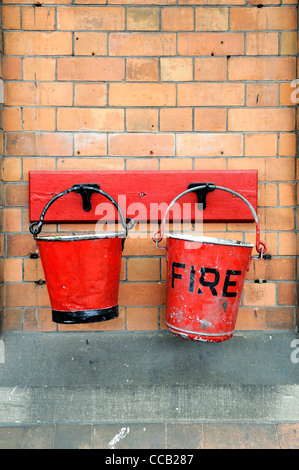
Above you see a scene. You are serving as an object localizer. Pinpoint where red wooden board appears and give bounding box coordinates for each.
[29,170,258,223]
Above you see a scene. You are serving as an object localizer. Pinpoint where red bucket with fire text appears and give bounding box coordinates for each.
[153,185,267,343]
[30,184,134,325]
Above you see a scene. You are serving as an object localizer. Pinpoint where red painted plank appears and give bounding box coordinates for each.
[29,170,258,223]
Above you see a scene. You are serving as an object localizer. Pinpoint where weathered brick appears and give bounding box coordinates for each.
[177,133,243,156]
[57,57,125,81]
[246,83,279,107]
[161,58,193,82]
[74,133,107,156]
[178,32,244,56]
[195,7,228,31]
[109,133,175,157]
[4,31,72,55]
[127,7,159,31]
[23,57,56,81]
[74,32,107,56]
[57,108,124,132]
[160,108,193,132]
[230,7,297,31]
[246,32,279,55]
[228,108,295,132]
[22,6,56,30]
[194,57,227,81]
[178,83,244,106]
[161,7,194,31]
[126,109,159,132]
[229,58,296,81]
[194,108,227,132]
[109,33,176,56]
[6,132,73,157]
[57,6,125,30]
[109,83,176,107]
[126,58,159,82]
[2,6,21,29]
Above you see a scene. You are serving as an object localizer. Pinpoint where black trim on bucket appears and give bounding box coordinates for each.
[52,305,119,324]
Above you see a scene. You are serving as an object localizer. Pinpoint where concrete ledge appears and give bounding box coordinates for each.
[0,331,298,425]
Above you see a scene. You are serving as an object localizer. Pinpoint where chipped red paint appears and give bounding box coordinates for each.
[165,235,254,342]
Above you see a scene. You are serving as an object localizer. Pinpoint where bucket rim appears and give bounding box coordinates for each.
[167,233,254,248]
[36,231,126,242]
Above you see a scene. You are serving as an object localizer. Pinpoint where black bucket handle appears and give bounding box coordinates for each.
[152,184,267,258]
[29,184,135,242]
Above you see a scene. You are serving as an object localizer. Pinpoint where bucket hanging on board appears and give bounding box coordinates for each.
[153,184,267,343]
[30,184,134,325]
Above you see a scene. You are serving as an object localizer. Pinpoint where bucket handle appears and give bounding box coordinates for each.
[152,184,267,258]
[29,184,135,240]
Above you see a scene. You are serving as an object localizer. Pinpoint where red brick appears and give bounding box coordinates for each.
[57,6,125,30]
[176,133,243,157]
[6,132,73,157]
[229,58,296,81]
[127,7,159,31]
[57,108,124,132]
[178,32,244,56]
[246,32,279,55]
[2,6,21,29]
[243,283,276,306]
[161,7,194,31]
[23,108,56,131]
[23,57,56,81]
[5,82,73,106]
[245,134,277,157]
[109,133,175,157]
[228,108,295,132]
[127,258,160,281]
[75,83,107,106]
[160,108,193,132]
[194,57,227,81]
[194,108,227,132]
[109,83,176,107]
[195,7,228,31]
[22,6,56,30]
[230,7,297,31]
[246,83,279,107]
[126,109,159,132]
[126,307,159,330]
[74,32,107,56]
[57,57,125,81]
[5,283,50,308]
[109,33,176,56]
[118,282,165,306]
[74,133,107,156]
[161,58,193,81]
[178,83,244,106]
[126,58,159,82]
[4,31,72,55]
[24,308,56,332]
[3,57,22,80]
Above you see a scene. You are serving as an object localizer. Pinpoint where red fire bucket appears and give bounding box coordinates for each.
[30,184,134,324]
[153,185,267,342]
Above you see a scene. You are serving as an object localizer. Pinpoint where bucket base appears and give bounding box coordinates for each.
[52,305,119,324]
[167,324,234,343]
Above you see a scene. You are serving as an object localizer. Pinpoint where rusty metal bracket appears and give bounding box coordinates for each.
[72,184,100,212]
[188,183,216,210]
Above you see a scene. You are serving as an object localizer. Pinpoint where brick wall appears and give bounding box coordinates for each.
[1,1,298,334]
